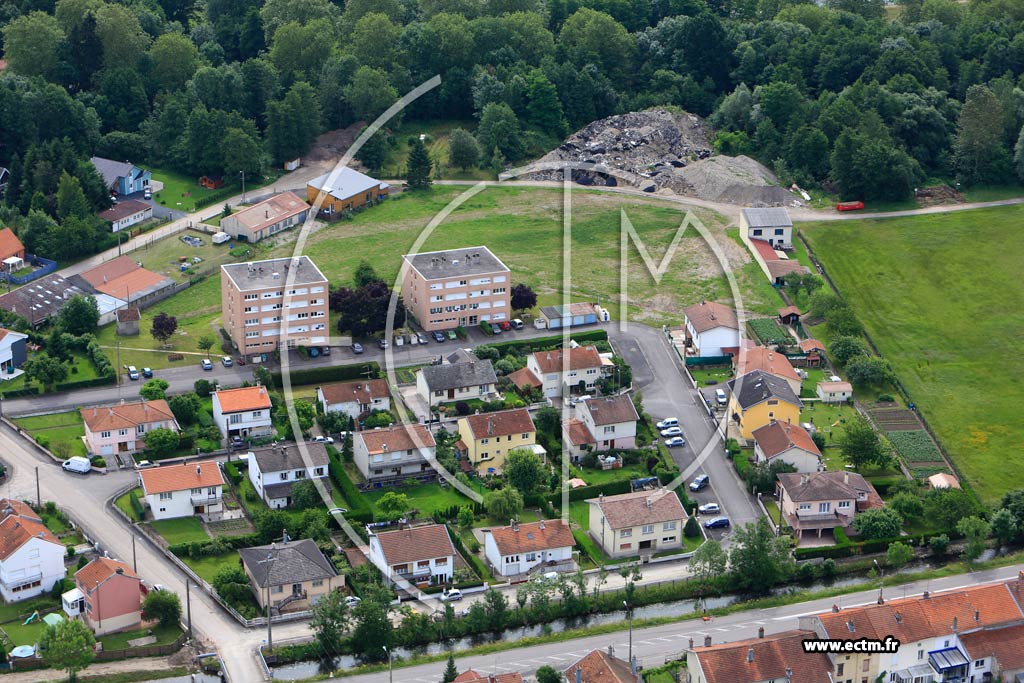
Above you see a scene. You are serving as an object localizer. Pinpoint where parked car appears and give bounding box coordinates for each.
[499,321,511,331]
[141,367,153,378]
[229,435,246,450]
[432,331,446,343]
[313,435,335,444]
[221,356,233,367]
[441,589,463,602]
[134,460,157,470]
[715,389,728,406]
[446,330,457,340]
[127,366,139,380]
[344,595,361,607]
[490,323,502,335]
[394,335,404,346]
[704,517,730,529]
[689,474,710,492]
[418,333,429,344]
[200,359,213,371]
[378,338,389,349]
[408,334,418,346]
[660,426,683,437]
[664,436,686,448]
[328,507,348,515]
[62,457,91,474]
[235,357,246,366]
[352,343,364,354]
[656,417,679,430]
[510,319,524,329]
[698,503,721,515]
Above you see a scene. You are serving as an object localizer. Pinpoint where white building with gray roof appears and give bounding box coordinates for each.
[416,358,499,407]
[739,207,793,249]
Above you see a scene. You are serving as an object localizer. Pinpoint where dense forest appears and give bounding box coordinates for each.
[2,0,1024,249]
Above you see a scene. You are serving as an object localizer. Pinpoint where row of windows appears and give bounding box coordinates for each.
[620,521,676,538]
[99,426,144,438]
[480,434,530,444]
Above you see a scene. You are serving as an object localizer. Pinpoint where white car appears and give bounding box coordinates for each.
[660,426,683,437]
[313,435,335,444]
[441,589,463,602]
[664,436,686,447]
[698,503,721,515]
[656,418,679,430]
[344,595,361,607]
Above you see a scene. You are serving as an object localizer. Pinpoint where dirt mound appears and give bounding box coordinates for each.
[303,122,366,164]
[524,109,802,207]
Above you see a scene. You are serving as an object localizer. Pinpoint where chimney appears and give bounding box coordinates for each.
[844,471,849,485]
[196,464,201,476]
[488,675,495,683]
[801,473,809,486]
[116,567,124,574]
[575,669,582,683]
[747,647,755,663]
[895,612,902,624]
[923,591,930,599]
[512,519,518,532]
[758,626,764,639]
[846,620,855,633]
[952,617,958,632]
[645,498,652,509]
[689,638,694,649]
[975,610,980,622]
[120,398,125,406]
[704,635,712,647]
[539,520,545,530]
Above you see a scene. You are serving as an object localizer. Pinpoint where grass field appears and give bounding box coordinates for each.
[803,206,1024,502]
[151,517,209,545]
[13,410,87,457]
[115,488,144,522]
[0,595,64,647]
[364,481,480,518]
[149,166,239,213]
[99,623,182,651]
[800,401,856,445]
[380,120,495,182]
[268,185,780,324]
[183,552,241,584]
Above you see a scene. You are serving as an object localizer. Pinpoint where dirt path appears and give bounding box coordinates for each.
[7,656,172,683]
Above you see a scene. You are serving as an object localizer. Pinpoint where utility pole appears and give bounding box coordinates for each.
[623,600,633,665]
[131,535,137,573]
[384,646,393,683]
[258,548,277,655]
[186,579,193,639]
[873,559,884,604]
[240,171,246,204]
[116,342,121,385]
[34,467,40,507]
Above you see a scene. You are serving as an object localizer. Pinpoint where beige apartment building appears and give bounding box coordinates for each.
[401,247,511,331]
[221,257,329,356]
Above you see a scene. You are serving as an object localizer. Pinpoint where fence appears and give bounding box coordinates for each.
[0,254,57,285]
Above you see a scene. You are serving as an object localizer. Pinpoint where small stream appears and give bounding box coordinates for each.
[269,561,936,681]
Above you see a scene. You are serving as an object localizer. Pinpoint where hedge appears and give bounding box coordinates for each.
[167,533,261,557]
[0,386,39,398]
[129,492,145,520]
[447,523,490,582]
[328,455,373,524]
[793,529,958,560]
[55,375,116,392]
[485,329,608,357]
[271,361,381,388]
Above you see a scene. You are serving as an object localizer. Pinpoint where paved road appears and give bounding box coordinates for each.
[609,323,760,544]
[341,562,1024,683]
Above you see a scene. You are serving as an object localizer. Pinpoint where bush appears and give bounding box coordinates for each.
[929,533,950,556]
[454,401,471,416]
[819,558,837,579]
[683,515,701,538]
[270,362,381,387]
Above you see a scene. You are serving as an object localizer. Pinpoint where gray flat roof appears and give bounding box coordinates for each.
[742,207,793,228]
[404,247,508,279]
[308,168,388,201]
[221,256,327,291]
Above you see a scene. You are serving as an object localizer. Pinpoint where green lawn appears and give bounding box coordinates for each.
[380,120,499,182]
[0,595,65,648]
[764,499,781,526]
[571,462,650,487]
[364,481,479,518]
[269,185,779,325]
[13,410,87,457]
[151,517,209,545]
[689,365,733,386]
[116,488,144,522]
[803,206,1024,503]
[799,368,829,398]
[183,552,241,584]
[99,623,182,651]
[569,501,591,531]
[149,166,239,213]
[800,401,856,445]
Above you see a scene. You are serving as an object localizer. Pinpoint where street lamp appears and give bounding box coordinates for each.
[623,600,633,665]
[240,171,246,204]
[873,559,884,604]
[383,646,393,683]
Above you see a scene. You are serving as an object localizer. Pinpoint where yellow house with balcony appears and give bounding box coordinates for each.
[726,370,802,439]
[456,408,537,473]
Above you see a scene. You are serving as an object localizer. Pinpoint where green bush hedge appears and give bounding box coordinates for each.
[271,362,381,388]
[167,533,261,558]
[328,456,373,524]
[486,329,608,357]
[129,492,145,521]
[1,386,39,398]
[55,375,116,392]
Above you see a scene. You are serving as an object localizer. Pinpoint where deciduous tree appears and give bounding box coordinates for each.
[140,378,170,400]
[957,515,990,562]
[851,507,903,540]
[886,541,914,570]
[311,586,349,655]
[377,491,411,521]
[504,449,546,494]
[448,128,480,170]
[485,487,524,521]
[57,296,100,336]
[25,355,68,392]
[142,589,182,628]
[151,312,178,346]
[40,618,95,680]
[728,518,793,594]
[690,539,727,582]
[1,12,64,78]
[144,428,180,456]
[837,416,891,469]
[510,284,537,312]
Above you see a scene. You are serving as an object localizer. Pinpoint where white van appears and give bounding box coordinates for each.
[715,389,728,406]
[62,457,91,474]
[656,417,679,429]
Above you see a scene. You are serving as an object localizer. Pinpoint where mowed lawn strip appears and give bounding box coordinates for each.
[151,517,210,545]
[802,206,1024,502]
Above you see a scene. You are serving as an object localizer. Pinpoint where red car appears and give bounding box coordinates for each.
[836,201,865,212]
[499,321,512,331]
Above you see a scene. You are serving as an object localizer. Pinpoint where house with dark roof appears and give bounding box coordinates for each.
[416,359,498,408]
[98,199,153,232]
[483,519,575,578]
[317,379,391,421]
[0,327,28,377]
[457,407,537,473]
[353,424,436,484]
[563,649,636,683]
[685,629,831,683]
[367,524,457,585]
[751,420,821,473]
[306,168,388,216]
[138,461,224,521]
[526,345,603,398]
[587,489,687,559]
[0,507,64,602]
[68,557,145,635]
[734,346,802,398]
[247,443,330,509]
[577,395,639,452]
[727,370,803,439]
[89,157,151,196]
[777,471,881,543]
[740,207,793,249]
[0,273,88,328]
[239,538,340,613]
[798,577,1024,683]
[682,301,740,358]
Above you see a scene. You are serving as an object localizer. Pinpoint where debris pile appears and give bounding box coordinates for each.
[524,109,801,207]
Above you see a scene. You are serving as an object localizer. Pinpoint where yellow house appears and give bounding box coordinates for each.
[726,370,802,439]
[457,408,536,473]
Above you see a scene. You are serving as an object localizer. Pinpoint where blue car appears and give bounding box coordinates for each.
[688,474,709,492]
[704,517,730,529]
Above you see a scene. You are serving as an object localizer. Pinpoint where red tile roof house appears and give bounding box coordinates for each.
[138,461,224,521]
[526,345,604,398]
[733,346,802,398]
[455,670,523,683]
[482,519,576,579]
[587,489,687,559]
[367,524,457,586]
[82,399,179,457]
[0,505,65,602]
[212,385,274,442]
[562,418,597,460]
[685,629,832,683]
[751,420,821,473]
[68,557,145,635]
[563,649,637,683]
[316,379,391,422]
[0,227,26,270]
[682,301,740,358]
[797,338,825,367]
